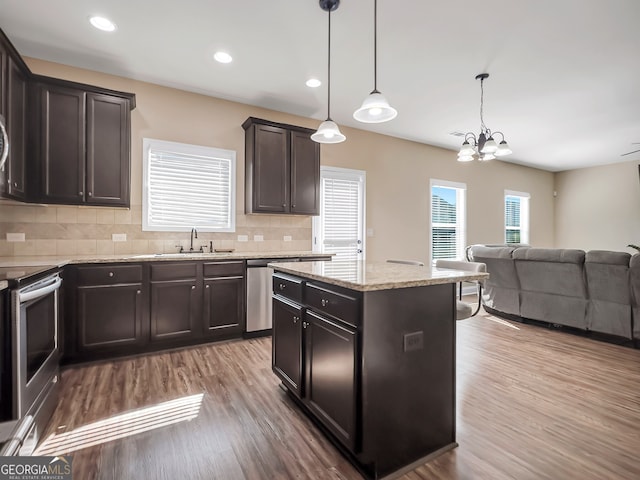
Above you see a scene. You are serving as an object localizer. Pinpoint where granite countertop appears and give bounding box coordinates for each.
[0,251,329,268]
[270,260,489,292]
[0,280,7,291]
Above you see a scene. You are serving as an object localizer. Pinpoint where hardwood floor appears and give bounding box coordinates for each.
[37,308,640,479]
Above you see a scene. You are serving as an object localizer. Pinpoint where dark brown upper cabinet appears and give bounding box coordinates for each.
[34,79,133,207]
[0,26,135,206]
[4,55,28,200]
[0,29,30,201]
[243,117,320,215]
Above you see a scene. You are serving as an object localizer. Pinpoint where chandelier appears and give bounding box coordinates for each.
[458,73,512,162]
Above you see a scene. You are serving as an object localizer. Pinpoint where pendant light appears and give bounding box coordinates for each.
[457,73,512,162]
[353,0,397,123]
[312,0,346,144]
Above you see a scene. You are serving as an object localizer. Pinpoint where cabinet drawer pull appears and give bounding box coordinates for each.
[279,283,286,290]
[321,298,329,307]
[108,272,114,277]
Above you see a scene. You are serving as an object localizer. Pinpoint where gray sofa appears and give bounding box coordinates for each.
[467,245,639,343]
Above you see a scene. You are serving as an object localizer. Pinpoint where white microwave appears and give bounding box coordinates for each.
[0,114,9,171]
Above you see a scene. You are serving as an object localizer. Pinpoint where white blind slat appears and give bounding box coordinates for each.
[143,139,235,232]
[320,173,364,261]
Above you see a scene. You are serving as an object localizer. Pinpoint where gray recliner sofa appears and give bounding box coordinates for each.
[468,245,638,343]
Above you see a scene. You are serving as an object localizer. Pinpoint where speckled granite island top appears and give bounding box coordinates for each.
[270,260,489,292]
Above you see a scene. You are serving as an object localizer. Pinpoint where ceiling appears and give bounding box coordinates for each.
[1,0,639,172]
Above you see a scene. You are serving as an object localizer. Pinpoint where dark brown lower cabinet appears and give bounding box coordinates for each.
[77,283,144,351]
[271,271,457,480]
[304,310,357,451]
[69,264,146,360]
[272,295,303,396]
[65,260,246,363]
[150,262,199,342]
[272,278,359,452]
[202,260,245,340]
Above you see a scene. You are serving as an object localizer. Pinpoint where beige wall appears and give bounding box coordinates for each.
[554,160,640,252]
[0,58,555,261]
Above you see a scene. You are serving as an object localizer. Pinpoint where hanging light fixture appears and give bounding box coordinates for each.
[353,0,397,123]
[457,73,512,162]
[312,0,346,144]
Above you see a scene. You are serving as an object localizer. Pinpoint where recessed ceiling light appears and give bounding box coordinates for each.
[214,51,233,64]
[89,16,117,32]
[306,78,322,88]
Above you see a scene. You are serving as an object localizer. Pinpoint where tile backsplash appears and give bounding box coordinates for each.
[0,203,312,256]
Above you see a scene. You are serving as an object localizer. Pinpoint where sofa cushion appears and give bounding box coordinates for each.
[467,245,520,315]
[629,254,640,340]
[514,248,588,329]
[585,251,632,338]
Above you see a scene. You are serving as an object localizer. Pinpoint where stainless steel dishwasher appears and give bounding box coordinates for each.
[246,258,299,335]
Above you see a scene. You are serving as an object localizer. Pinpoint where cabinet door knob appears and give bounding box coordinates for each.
[293,316,298,324]
[302,321,308,329]
[321,298,329,307]
[282,204,287,207]
[279,283,286,290]
[13,182,17,187]
[136,290,141,294]
[191,285,196,290]
[108,272,114,277]
[88,192,92,197]
[206,285,210,289]
[79,191,83,196]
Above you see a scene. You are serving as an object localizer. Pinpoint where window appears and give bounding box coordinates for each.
[430,179,466,263]
[313,167,366,262]
[505,190,530,244]
[143,138,236,232]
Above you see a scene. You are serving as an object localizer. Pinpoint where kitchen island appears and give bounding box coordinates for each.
[269,260,488,480]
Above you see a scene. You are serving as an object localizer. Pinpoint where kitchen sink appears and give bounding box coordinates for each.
[129,252,229,259]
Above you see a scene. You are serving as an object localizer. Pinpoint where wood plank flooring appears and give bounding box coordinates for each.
[36,308,640,479]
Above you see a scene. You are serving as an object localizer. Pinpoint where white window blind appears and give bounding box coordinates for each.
[143,138,236,232]
[505,190,530,244]
[313,167,365,263]
[430,179,466,263]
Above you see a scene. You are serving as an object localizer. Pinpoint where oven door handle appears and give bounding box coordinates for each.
[18,277,62,303]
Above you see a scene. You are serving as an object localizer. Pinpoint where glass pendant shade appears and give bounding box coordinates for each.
[495,140,512,156]
[480,153,495,161]
[480,137,498,154]
[311,119,346,144]
[458,141,476,156]
[457,155,474,162]
[353,91,397,123]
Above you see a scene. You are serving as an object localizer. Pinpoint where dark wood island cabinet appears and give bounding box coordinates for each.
[271,260,488,479]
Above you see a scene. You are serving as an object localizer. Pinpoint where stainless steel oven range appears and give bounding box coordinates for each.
[1,265,62,455]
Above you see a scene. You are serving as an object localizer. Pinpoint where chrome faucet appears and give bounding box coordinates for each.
[190,228,198,252]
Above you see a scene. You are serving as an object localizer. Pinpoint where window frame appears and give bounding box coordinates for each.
[504,189,530,244]
[312,166,366,261]
[142,138,236,233]
[430,178,467,264]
